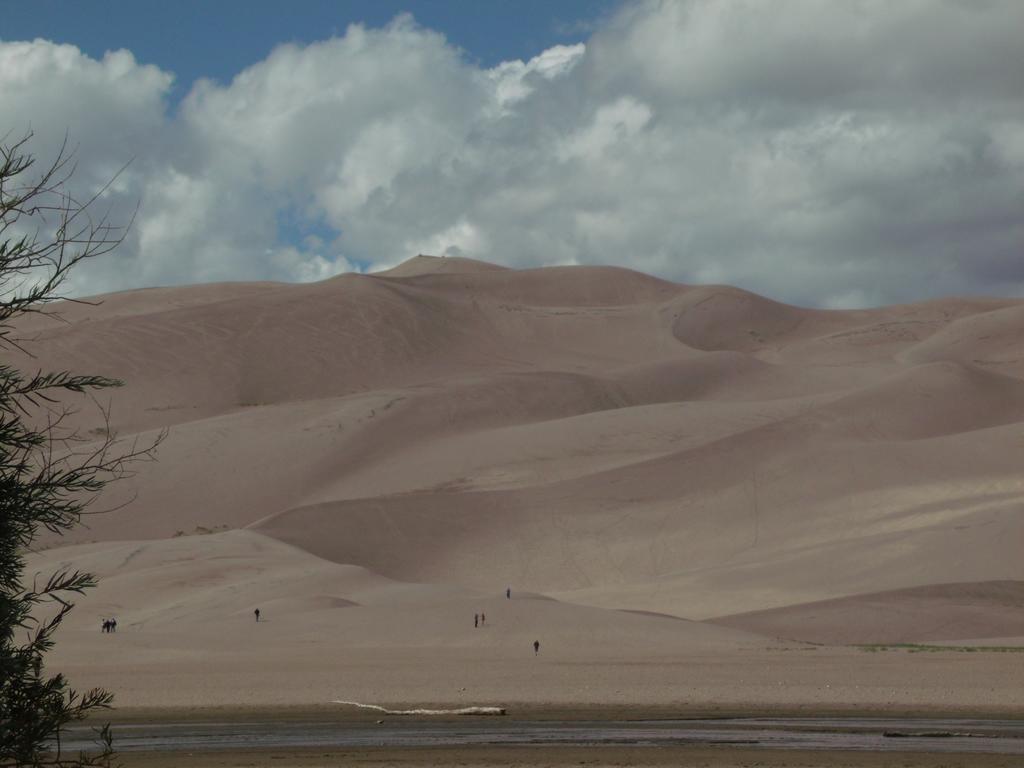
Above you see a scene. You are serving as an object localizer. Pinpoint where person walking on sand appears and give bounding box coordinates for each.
[481,612,486,626]
[533,640,540,655]
[254,608,261,622]
[110,617,117,632]
[474,613,478,628]
[506,587,510,599]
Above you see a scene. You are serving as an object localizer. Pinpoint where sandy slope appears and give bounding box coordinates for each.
[14,254,1024,709]
[28,533,1024,712]
[711,581,1024,645]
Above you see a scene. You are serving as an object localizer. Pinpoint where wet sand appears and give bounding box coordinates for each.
[66,715,1024,751]
[116,745,1023,768]
[95,701,1024,725]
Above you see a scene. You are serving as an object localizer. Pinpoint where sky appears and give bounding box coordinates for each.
[1,0,1022,307]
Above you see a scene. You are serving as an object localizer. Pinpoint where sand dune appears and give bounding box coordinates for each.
[27,534,1023,712]
[903,303,1024,375]
[668,285,836,353]
[711,581,1024,645]
[28,531,788,710]
[803,361,1024,440]
[14,255,1024,710]
[32,531,756,650]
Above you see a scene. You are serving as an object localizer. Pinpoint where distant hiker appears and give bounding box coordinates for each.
[506,587,511,599]
[474,613,479,628]
[101,619,109,633]
[481,613,486,626]
[110,617,117,632]
[254,608,261,622]
[533,640,540,655]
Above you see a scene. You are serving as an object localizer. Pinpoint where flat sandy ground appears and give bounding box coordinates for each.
[116,745,1024,768]
[50,642,1024,713]
[36,536,1024,714]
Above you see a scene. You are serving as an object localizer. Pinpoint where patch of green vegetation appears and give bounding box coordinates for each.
[856,643,1024,653]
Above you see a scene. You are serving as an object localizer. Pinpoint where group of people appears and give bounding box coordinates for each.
[474,588,540,655]
[100,618,117,633]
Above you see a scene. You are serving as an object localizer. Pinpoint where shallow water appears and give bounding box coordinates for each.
[59,716,1024,755]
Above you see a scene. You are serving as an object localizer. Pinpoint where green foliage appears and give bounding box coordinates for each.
[0,134,157,767]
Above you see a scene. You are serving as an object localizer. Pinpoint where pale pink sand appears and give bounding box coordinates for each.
[14,255,1024,711]
[30,533,1024,711]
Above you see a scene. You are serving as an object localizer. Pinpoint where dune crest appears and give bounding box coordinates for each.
[374,253,510,277]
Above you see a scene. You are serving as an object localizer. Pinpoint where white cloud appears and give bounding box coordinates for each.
[558,97,653,161]
[401,219,488,263]
[2,1,1023,307]
[488,43,585,109]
